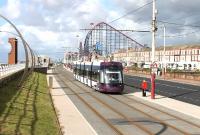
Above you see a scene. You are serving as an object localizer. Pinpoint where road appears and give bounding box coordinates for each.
[124,75,200,106]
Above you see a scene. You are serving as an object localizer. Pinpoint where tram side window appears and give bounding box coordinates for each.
[84,69,88,78]
[85,70,89,78]
[80,69,84,77]
[92,71,96,81]
[73,67,76,73]
[92,71,100,82]
[83,68,86,77]
[78,68,81,76]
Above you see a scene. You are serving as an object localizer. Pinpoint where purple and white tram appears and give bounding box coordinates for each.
[73,61,124,93]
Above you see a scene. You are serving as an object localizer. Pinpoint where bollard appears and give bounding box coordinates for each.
[151,73,156,99]
[49,76,53,89]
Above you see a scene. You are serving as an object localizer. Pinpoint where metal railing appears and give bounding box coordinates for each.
[0,64,25,78]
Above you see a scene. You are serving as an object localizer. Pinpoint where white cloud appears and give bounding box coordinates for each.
[3,0,21,19]
[1,0,200,63]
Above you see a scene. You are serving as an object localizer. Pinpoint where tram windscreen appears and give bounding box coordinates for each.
[105,70,123,84]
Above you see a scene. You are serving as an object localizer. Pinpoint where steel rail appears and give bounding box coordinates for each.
[57,69,154,135]
[61,68,192,135]
[124,94,200,129]
[108,95,191,135]
[123,83,200,129]
[54,73,124,135]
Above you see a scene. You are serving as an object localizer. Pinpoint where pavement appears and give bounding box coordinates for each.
[124,71,200,119]
[126,91,200,120]
[125,72,200,119]
[47,68,200,134]
[47,69,97,135]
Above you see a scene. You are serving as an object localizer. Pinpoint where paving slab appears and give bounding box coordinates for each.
[126,91,200,120]
[47,70,97,135]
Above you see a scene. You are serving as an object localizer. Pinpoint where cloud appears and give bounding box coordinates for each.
[1,0,21,19]
[1,0,200,63]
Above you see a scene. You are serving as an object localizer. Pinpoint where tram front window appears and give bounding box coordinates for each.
[105,70,122,84]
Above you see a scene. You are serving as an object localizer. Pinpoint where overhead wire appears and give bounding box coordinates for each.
[156,29,200,38]
[157,20,200,28]
[108,0,153,24]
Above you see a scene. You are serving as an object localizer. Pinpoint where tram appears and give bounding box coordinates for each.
[73,61,124,93]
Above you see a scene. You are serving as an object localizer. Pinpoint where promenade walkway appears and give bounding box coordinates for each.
[47,69,97,135]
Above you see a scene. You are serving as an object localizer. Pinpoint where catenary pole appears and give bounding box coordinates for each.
[151,0,157,99]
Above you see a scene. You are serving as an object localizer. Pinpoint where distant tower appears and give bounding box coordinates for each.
[8,38,18,64]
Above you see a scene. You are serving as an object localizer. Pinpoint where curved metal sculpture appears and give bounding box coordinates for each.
[83,22,145,57]
[0,14,31,86]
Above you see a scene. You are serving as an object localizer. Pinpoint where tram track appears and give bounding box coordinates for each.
[59,78,154,135]
[56,67,199,135]
[123,82,200,129]
[107,95,200,135]
[123,94,200,129]
[54,71,123,135]
[72,79,191,135]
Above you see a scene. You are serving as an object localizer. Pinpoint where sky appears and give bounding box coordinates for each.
[0,0,200,63]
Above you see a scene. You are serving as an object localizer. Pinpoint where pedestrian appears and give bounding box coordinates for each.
[141,80,147,97]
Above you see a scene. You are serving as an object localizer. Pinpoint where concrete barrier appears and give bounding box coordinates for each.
[0,64,25,78]
[0,69,24,88]
[34,67,48,74]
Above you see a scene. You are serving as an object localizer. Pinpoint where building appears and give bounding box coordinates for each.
[35,55,51,67]
[8,38,18,64]
[113,44,200,70]
[63,52,79,64]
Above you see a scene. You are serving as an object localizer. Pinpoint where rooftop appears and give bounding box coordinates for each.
[113,44,200,53]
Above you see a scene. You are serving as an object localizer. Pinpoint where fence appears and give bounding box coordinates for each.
[126,69,200,81]
[0,64,25,78]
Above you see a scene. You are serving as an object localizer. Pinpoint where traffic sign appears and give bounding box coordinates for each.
[151,62,158,74]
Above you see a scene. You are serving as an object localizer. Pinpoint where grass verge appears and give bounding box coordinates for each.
[0,72,61,135]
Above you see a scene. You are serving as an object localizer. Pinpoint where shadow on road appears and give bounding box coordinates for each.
[109,118,168,135]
